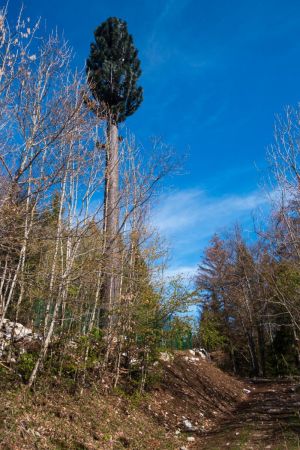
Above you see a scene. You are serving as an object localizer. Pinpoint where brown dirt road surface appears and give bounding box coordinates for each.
[196,379,300,449]
[149,353,300,449]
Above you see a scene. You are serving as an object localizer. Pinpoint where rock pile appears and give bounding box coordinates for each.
[0,318,40,361]
[183,348,210,363]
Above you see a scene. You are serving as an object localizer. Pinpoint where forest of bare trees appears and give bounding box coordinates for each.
[2,4,300,450]
[0,7,194,391]
[1,4,300,400]
[197,106,300,377]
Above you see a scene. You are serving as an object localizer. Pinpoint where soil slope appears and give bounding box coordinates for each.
[3,352,296,449]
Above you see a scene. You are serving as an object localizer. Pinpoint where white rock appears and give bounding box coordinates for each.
[130,358,138,364]
[0,318,40,360]
[193,347,210,360]
[182,419,197,432]
[187,436,195,442]
[159,352,173,362]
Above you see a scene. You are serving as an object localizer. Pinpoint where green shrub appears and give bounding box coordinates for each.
[17,353,37,382]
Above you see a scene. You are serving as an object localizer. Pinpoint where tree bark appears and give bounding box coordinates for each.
[102,117,120,329]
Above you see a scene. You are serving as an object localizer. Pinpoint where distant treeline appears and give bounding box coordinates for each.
[196,107,300,377]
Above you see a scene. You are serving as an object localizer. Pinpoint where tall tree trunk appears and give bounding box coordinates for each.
[257,322,266,377]
[102,117,120,329]
[247,330,259,376]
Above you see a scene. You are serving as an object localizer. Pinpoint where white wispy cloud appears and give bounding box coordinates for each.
[144,0,195,70]
[152,186,271,276]
[163,264,198,279]
[153,187,267,234]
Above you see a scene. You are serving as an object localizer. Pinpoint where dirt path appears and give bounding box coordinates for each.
[197,379,300,450]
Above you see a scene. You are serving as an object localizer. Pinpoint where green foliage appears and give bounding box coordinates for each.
[17,353,37,382]
[267,327,299,376]
[113,385,149,407]
[40,328,105,384]
[163,316,194,350]
[199,310,227,352]
[87,17,143,123]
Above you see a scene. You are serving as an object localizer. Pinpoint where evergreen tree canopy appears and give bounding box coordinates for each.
[86,17,143,123]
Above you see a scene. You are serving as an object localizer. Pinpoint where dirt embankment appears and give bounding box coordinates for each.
[151,353,300,449]
[147,351,245,434]
[0,351,254,449]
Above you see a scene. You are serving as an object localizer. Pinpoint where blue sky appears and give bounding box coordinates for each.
[11,0,300,276]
